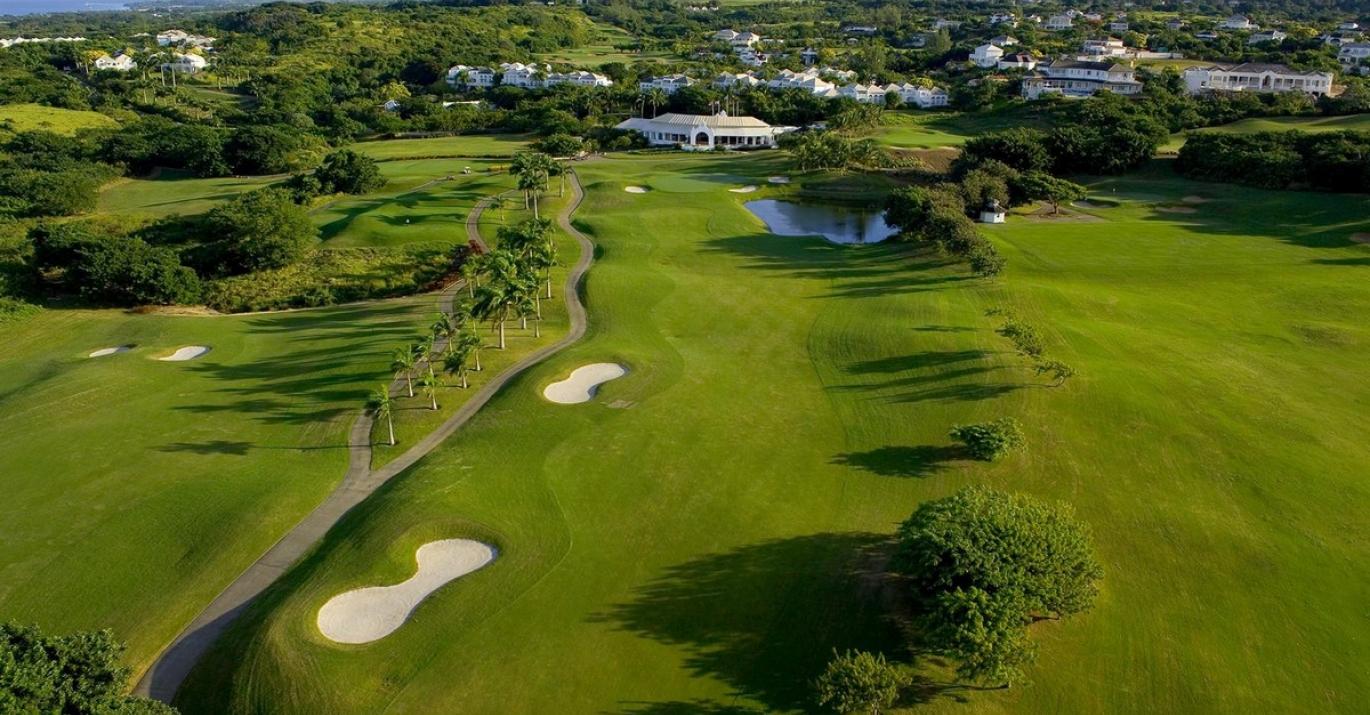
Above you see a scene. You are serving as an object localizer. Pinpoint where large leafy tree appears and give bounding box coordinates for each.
[203,188,317,274]
[892,487,1102,687]
[0,622,176,714]
[313,149,386,195]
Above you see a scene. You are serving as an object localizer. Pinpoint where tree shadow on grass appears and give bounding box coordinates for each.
[590,533,956,712]
[832,445,966,479]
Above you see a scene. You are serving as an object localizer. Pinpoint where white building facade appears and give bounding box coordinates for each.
[615,112,794,150]
[1182,63,1334,96]
[1023,60,1142,99]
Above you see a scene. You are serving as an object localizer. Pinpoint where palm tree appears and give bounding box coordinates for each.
[472,280,516,350]
[416,336,437,375]
[512,152,553,219]
[647,87,668,118]
[443,346,473,389]
[418,371,440,411]
[391,346,417,398]
[432,313,460,357]
[455,328,483,371]
[368,385,396,446]
[460,252,484,298]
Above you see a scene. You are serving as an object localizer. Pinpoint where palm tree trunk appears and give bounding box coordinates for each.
[475,351,482,371]
[533,196,539,220]
[498,321,506,349]
[545,275,552,299]
[387,416,395,446]
[535,293,542,318]
[520,316,527,330]
[430,393,438,410]
[406,375,413,398]
[534,320,540,338]
[462,373,468,389]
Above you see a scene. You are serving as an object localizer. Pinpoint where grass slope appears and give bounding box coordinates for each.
[179,155,1370,713]
[1162,113,1370,151]
[349,134,532,161]
[0,103,117,136]
[0,298,444,677]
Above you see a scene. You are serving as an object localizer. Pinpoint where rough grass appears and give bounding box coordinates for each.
[178,154,1370,713]
[0,297,440,678]
[0,103,117,137]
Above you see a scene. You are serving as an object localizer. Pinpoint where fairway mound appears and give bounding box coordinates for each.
[1352,232,1370,244]
[88,346,132,358]
[317,539,496,645]
[624,186,649,194]
[543,363,627,404]
[158,346,211,362]
[1157,205,1198,215]
[729,185,758,193]
[767,176,791,184]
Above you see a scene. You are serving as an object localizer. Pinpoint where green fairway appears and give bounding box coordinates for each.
[0,102,117,136]
[97,172,284,217]
[315,160,508,248]
[874,107,1053,149]
[349,134,532,160]
[0,297,443,678]
[535,21,669,65]
[176,154,1370,713]
[1162,113,1370,151]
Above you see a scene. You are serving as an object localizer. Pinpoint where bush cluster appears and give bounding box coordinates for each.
[883,185,1004,277]
[1176,130,1370,192]
[949,418,1027,462]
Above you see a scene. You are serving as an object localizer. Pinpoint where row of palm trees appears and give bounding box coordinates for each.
[368,214,560,447]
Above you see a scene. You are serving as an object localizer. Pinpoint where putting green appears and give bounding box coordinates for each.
[177,154,1370,713]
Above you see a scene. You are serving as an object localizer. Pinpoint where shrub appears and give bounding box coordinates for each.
[814,650,909,714]
[313,149,386,195]
[892,487,1102,686]
[203,188,317,274]
[996,318,1045,358]
[949,417,1026,461]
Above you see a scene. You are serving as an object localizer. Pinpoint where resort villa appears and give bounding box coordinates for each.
[1022,60,1142,99]
[615,112,795,150]
[1182,63,1334,95]
[94,52,136,71]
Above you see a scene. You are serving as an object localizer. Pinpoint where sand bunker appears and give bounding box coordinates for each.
[158,346,210,362]
[1351,232,1370,245]
[1156,205,1197,214]
[89,346,132,358]
[767,176,791,184]
[543,363,627,404]
[729,185,758,193]
[317,539,496,645]
[624,186,649,194]
[1181,195,1211,204]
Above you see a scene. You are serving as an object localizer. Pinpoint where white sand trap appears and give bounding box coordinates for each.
[543,363,627,404]
[158,346,210,362]
[89,346,132,358]
[317,539,496,644]
[768,175,791,184]
[729,185,758,193]
[624,186,649,193]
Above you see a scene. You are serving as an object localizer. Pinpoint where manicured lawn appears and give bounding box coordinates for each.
[1162,113,1370,151]
[874,106,1053,149]
[97,172,283,217]
[178,154,1370,713]
[0,102,117,136]
[0,298,440,678]
[349,134,532,160]
[315,160,509,249]
[535,21,669,66]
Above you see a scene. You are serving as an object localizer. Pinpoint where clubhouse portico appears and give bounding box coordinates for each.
[615,112,796,150]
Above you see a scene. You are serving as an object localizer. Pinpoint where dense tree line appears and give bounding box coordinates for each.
[1177,130,1370,192]
[1,621,176,714]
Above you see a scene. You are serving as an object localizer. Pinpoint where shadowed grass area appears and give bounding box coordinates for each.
[0,296,440,678]
[178,154,1370,713]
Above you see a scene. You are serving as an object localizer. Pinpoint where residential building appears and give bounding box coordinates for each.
[933,19,962,31]
[161,52,207,74]
[989,13,1017,26]
[614,112,795,150]
[837,83,888,104]
[1082,37,1127,56]
[732,31,762,48]
[971,43,1005,68]
[998,53,1038,71]
[93,52,136,72]
[499,62,548,88]
[544,70,613,88]
[714,72,763,89]
[639,74,696,94]
[1045,15,1074,31]
[991,35,1018,47]
[843,25,879,36]
[800,47,818,65]
[713,29,740,43]
[0,36,87,49]
[1248,30,1287,45]
[1338,43,1370,72]
[1340,22,1361,31]
[446,64,496,89]
[1109,21,1130,33]
[893,84,949,108]
[1220,15,1256,31]
[1182,63,1334,95]
[1022,59,1142,99]
[156,29,214,48]
[1166,19,1186,31]
[1196,31,1220,41]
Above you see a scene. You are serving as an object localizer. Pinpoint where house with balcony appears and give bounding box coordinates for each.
[1182,63,1334,95]
[1082,37,1127,56]
[545,70,613,88]
[1221,15,1257,30]
[1044,15,1074,31]
[639,74,696,94]
[998,53,1038,71]
[446,65,496,89]
[971,43,1005,68]
[1339,43,1370,73]
[94,52,136,72]
[499,62,549,88]
[1022,59,1142,99]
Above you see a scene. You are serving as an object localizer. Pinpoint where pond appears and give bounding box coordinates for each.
[744,199,898,245]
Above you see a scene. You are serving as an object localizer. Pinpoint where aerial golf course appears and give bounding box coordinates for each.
[1,142,1368,714]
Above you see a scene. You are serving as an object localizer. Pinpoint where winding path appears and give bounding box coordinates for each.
[133,170,595,703]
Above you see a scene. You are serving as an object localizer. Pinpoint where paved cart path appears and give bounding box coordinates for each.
[134,170,594,703]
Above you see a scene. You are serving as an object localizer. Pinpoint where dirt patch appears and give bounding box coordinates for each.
[1352,232,1370,245]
